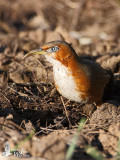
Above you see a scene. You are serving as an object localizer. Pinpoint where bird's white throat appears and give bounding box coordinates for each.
[45,54,83,102]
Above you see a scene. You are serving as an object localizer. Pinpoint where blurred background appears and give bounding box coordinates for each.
[1,0,120,54]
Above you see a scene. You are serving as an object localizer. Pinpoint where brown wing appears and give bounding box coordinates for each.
[79,59,110,89]
[73,58,110,103]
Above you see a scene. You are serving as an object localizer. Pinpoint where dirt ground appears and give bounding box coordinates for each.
[0,0,120,160]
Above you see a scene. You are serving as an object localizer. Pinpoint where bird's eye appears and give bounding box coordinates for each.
[46,46,59,53]
[51,46,59,52]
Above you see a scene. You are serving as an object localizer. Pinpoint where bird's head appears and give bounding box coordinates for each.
[24,40,77,66]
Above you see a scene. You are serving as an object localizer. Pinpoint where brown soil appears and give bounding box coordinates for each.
[0,0,120,160]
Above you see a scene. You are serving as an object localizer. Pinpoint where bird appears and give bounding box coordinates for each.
[24,40,110,106]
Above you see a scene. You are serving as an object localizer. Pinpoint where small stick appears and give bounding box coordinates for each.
[8,120,26,133]
[0,90,10,103]
[61,96,72,127]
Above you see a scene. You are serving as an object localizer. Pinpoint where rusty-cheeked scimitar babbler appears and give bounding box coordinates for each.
[24,40,110,106]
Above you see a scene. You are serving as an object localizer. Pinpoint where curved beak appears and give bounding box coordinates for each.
[24,48,47,59]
